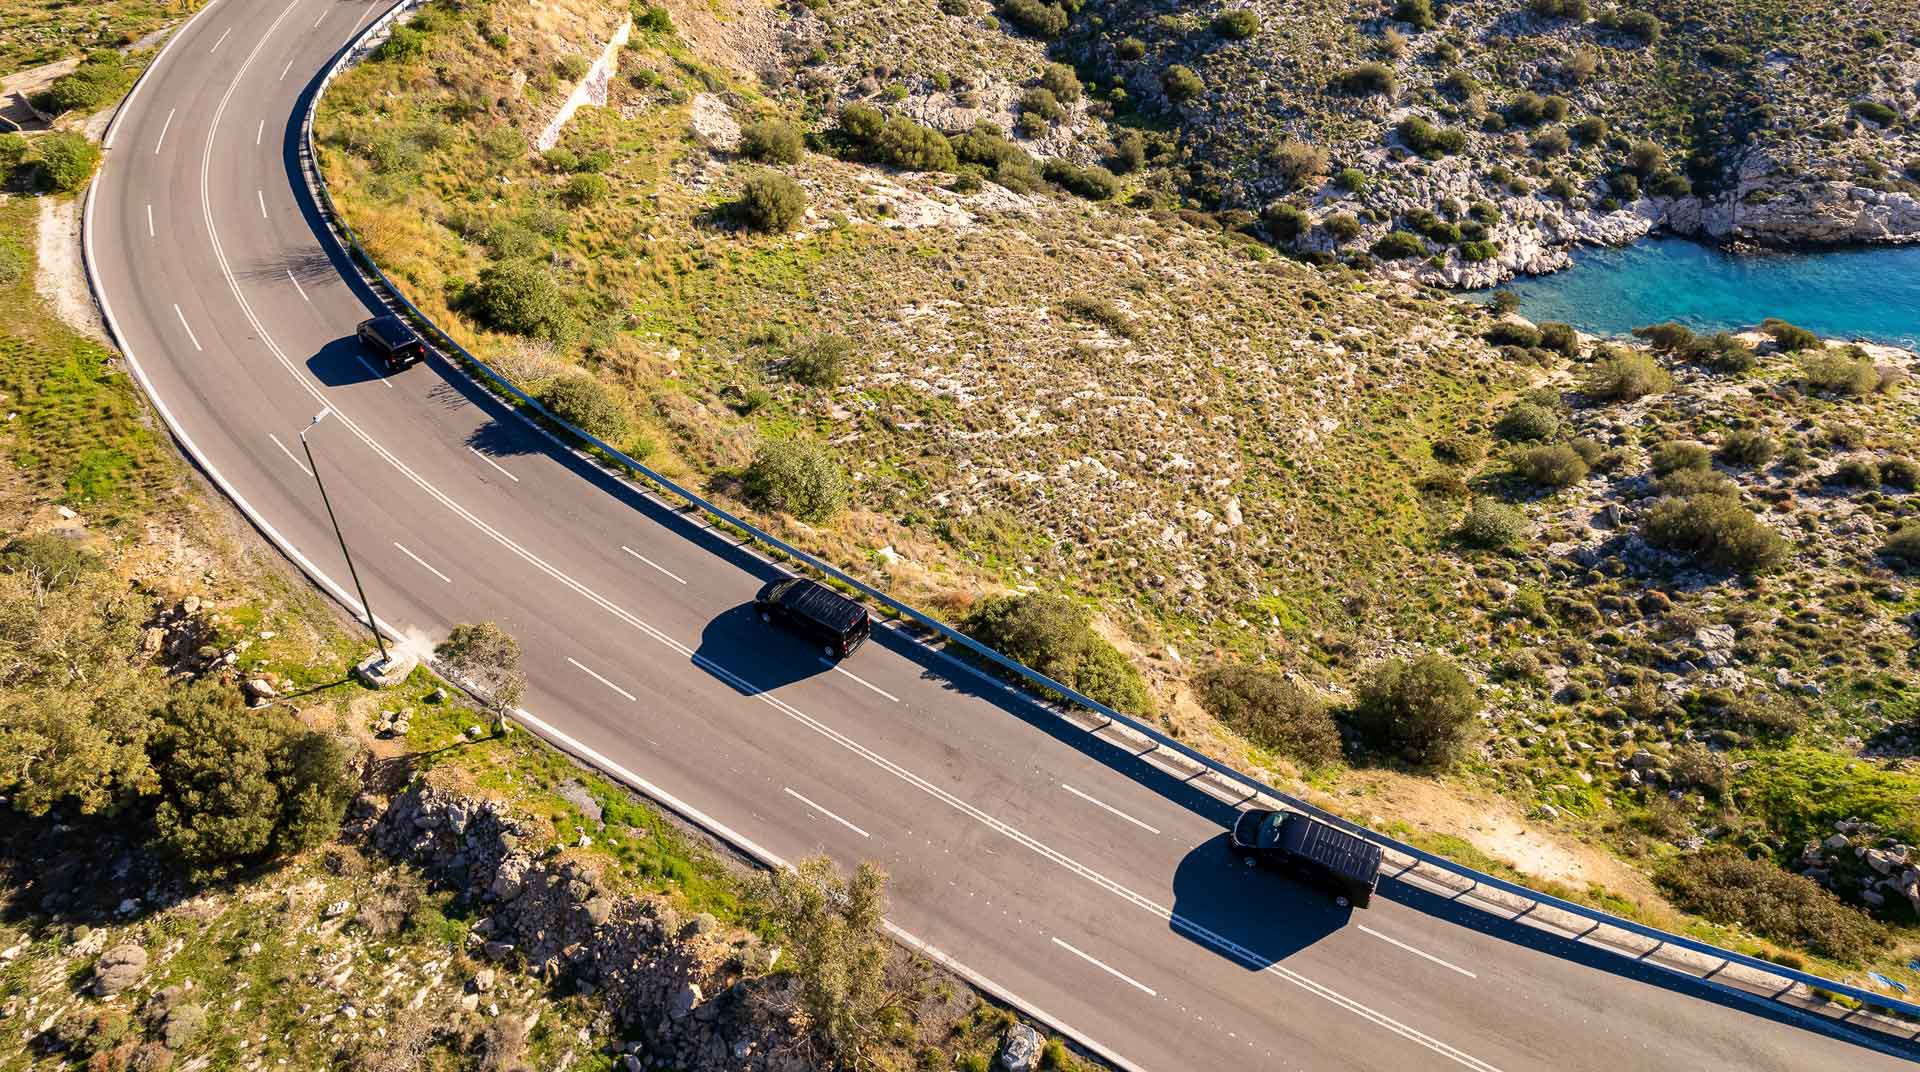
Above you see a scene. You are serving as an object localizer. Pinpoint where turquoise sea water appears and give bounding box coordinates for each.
[1489,239,1920,350]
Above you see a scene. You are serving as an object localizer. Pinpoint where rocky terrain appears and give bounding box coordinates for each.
[310,0,1920,982]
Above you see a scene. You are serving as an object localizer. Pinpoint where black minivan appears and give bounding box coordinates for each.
[754,577,872,660]
[1230,808,1382,909]
[356,315,426,371]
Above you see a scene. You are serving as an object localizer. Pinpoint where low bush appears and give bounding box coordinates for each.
[1324,213,1362,242]
[1391,0,1436,29]
[1879,456,1920,489]
[1397,117,1466,157]
[1484,321,1542,348]
[1213,8,1262,37]
[1059,294,1137,338]
[1194,667,1340,765]
[539,375,629,443]
[374,25,426,62]
[1040,63,1082,103]
[783,334,851,388]
[1657,851,1885,962]
[1001,0,1069,37]
[1266,139,1328,190]
[873,117,957,171]
[1643,494,1788,574]
[1798,347,1878,396]
[1261,201,1310,241]
[1347,654,1480,770]
[1691,332,1756,373]
[563,172,609,206]
[1537,322,1581,356]
[1530,0,1588,19]
[1371,230,1426,260]
[1513,444,1588,487]
[635,3,675,33]
[1019,88,1066,122]
[741,118,804,164]
[0,533,100,590]
[1832,459,1880,488]
[735,171,809,232]
[40,55,133,115]
[1651,441,1711,475]
[1333,167,1367,193]
[1583,349,1671,400]
[1495,402,1557,441]
[741,438,848,522]
[1456,499,1526,548]
[472,259,570,340]
[1761,317,1820,352]
[1851,100,1897,127]
[1432,433,1486,465]
[33,133,100,193]
[1598,8,1663,44]
[1336,62,1397,96]
[962,594,1151,714]
[1043,159,1119,200]
[1881,525,1920,569]
[1162,65,1204,102]
[1716,429,1775,468]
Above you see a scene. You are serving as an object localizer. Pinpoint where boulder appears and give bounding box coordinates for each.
[995,1023,1043,1071]
[93,943,147,996]
[491,854,532,902]
[668,981,701,1021]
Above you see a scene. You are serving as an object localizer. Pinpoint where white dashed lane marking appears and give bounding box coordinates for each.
[1062,783,1162,835]
[210,26,232,53]
[567,656,636,702]
[468,446,519,482]
[268,433,311,476]
[172,303,202,351]
[153,108,175,155]
[783,787,871,839]
[1052,937,1158,997]
[392,542,452,584]
[825,662,901,703]
[621,544,686,585]
[1359,925,1478,979]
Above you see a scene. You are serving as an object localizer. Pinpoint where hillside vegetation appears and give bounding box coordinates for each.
[311,0,1920,981]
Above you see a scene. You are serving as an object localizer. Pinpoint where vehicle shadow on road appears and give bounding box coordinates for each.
[694,603,831,696]
[1167,834,1349,970]
[304,334,385,387]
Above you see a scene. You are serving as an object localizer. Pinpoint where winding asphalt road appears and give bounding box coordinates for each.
[83,1,1920,1068]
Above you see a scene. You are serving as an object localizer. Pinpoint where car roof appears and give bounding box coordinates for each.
[778,578,867,631]
[1279,814,1383,882]
[363,315,418,342]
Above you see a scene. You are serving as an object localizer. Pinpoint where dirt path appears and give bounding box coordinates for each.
[35,194,106,342]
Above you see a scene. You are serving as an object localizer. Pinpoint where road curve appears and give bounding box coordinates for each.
[84,1,1920,1068]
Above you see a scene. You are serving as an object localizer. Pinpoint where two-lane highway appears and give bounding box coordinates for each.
[86,1,1919,1068]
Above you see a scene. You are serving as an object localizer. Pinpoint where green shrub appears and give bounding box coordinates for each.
[1832,459,1880,488]
[539,375,630,443]
[1761,317,1820,352]
[473,259,570,340]
[41,56,132,115]
[1495,402,1556,441]
[1194,667,1340,765]
[1109,129,1146,173]
[741,438,848,522]
[783,334,851,388]
[1798,347,1878,396]
[1459,239,1498,262]
[1691,332,1756,372]
[1643,495,1787,574]
[148,683,353,872]
[0,533,100,590]
[1261,201,1310,241]
[1878,457,1920,489]
[1398,117,1466,157]
[1001,0,1068,37]
[1214,9,1262,37]
[1456,499,1526,548]
[1484,321,1542,348]
[1336,62,1397,96]
[1432,433,1485,465]
[1043,159,1119,200]
[554,54,590,82]
[1531,128,1571,156]
[1716,429,1775,468]
[1572,115,1608,142]
[1019,87,1066,122]
[374,25,427,62]
[1881,525,1920,568]
[837,104,885,143]
[1324,213,1362,242]
[873,117,957,171]
[541,146,580,172]
[1513,444,1588,487]
[1537,322,1581,356]
[1333,167,1367,193]
[1651,441,1710,475]
[1348,654,1480,769]
[1598,8,1662,44]
[0,131,27,175]
[1059,294,1136,338]
[1391,0,1436,29]
[1116,37,1147,61]
[1040,62,1083,103]
[1632,322,1696,350]
[1162,65,1204,102]
[741,118,804,164]
[1371,231,1426,259]
[1529,0,1588,19]
[1266,139,1328,190]
[563,172,609,206]
[735,170,809,232]
[962,594,1151,714]
[1657,851,1885,962]
[635,4,676,33]
[1583,349,1671,400]
[1851,100,1897,126]
[33,133,100,193]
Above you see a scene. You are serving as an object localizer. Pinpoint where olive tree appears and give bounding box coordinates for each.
[435,621,526,733]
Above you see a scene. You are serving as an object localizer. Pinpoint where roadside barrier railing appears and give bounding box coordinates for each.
[303,1,1920,1045]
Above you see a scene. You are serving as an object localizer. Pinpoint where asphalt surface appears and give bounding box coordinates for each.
[84,1,1920,1068]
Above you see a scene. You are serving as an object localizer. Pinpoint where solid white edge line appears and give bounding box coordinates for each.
[1062,783,1161,835]
[825,661,901,703]
[153,107,176,155]
[210,26,232,53]
[1358,925,1478,979]
[171,303,202,351]
[468,446,520,481]
[782,786,871,839]
[286,269,309,302]
[393,542,451,584]
[267,433,312,476]
[566,656,636,702]
[1052,937,1158,997]
[620,544,687,584]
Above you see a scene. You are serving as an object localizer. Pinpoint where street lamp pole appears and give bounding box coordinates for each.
[299,409,391,666]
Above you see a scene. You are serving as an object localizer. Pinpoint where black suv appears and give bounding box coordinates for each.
[754,577,871,660]
[356,315,425,371]
[1230,808,1382,909]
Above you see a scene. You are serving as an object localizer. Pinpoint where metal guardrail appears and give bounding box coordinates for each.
[304,3,1920,1043]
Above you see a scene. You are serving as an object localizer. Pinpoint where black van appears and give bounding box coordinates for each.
[754,577,872,660]
[356,315,426,371]
[1230,808,1382,909]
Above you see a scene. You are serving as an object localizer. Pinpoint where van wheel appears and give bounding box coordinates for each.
[823,644,837,659]
[758,610,771,623]
[1334,895,1350,909]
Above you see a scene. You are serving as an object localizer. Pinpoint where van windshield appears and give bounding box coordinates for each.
[1254,813,1286,847]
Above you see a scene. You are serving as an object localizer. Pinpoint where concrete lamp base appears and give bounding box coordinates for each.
[353,650,418,689]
